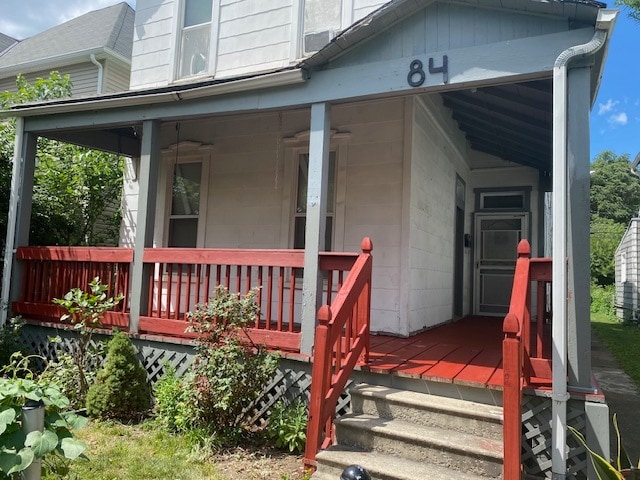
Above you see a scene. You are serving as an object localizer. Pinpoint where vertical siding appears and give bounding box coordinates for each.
[130,0,177,89]
[407,95,472,332]
[103,60,131,93]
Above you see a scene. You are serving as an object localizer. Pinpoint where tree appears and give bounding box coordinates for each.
[589,151,640,285]
[590,215,626,285]
[616,0,640,21]
[1,73,123,246]
[590,150,640,224]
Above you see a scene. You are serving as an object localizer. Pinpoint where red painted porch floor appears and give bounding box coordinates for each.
[364,316,507,390]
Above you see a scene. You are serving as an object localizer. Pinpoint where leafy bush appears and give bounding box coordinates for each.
[152,286,279,445]
[0,353,87,478]
[85,331,151,421]
[267,400,307,453]
[591,283,615,317]
[0,317,28,368]
[185,286,279,438]
[52,277,123,407]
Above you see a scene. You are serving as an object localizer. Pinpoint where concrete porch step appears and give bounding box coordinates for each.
[334,413,503,478]
[350,384,503,440]
[312,446,492,480]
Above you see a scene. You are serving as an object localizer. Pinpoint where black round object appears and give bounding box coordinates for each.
[340,464,372,480]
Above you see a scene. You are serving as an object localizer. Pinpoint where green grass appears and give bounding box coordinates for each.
[43,421,223,480]
[592,313,640,389]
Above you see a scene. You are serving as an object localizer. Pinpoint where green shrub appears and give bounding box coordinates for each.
[85,331,151,421]
[153,365,191,433]
[591,283,615,317]
[267,399,308,453]
[0,316,28,368]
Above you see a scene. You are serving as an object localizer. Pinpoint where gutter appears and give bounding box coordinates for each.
[89,54,104,94]
[0,68,307,119]
[551,9,617,479]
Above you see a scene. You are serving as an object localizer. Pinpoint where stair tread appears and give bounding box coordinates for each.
[335,413,503,460]
[351,384,503,423]
[315,446,494,480]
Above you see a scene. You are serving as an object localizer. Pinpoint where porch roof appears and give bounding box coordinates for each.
[0,0,613,174]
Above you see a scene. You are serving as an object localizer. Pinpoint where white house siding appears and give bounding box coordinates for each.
[406,95,472,334]
[615,219,640,321]
[130,0,177,89]
[215,0,294,78]
[352,0,387,21]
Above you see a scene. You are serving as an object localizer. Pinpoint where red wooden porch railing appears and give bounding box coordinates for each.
[503,240,552,480]
[304,237,373,469]
[13,245,366,354]
[140,247,362,351]
[13,247,132,328]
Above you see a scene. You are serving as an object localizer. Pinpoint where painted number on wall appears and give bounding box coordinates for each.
[407,55,449,87]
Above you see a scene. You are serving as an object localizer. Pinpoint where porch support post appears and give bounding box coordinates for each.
[566,65,592,389]
[301,102,331,356]
[1,119,37,326]
[129,120,160,333]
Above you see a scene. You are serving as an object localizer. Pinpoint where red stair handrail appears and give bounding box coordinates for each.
[304,238,373,469]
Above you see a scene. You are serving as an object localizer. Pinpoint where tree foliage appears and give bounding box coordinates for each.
[616,0,640,21]
[1,72,123,247]
[589,151,640,286]
[590,150,640,224]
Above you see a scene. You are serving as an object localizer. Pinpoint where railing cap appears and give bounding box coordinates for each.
[517,239,531,257]
[503,312,520,335]
[318,305,332,325]
[361,237,373,254]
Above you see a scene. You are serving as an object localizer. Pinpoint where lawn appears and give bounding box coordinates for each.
[42,421,307,480]
[591,312,640,389]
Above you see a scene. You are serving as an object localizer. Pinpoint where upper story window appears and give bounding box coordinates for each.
[303,0,342,55]
[178,0,213,79]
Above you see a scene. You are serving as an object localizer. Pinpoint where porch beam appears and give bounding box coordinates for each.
[566,66,592,389]
[129,120,160,333]
[1,119,37,326]
[301,103,331,356]
[20,28,594,134]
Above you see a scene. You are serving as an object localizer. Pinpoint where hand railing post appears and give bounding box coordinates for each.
[503,312,522,480]
[304,305,332,469]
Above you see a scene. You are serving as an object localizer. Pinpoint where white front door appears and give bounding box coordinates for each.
[474,213,528,316]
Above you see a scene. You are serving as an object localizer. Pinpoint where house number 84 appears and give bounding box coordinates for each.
[407,55,449,87]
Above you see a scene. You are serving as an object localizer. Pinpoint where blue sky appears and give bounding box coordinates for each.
[591,11,640,160]
[1,1,637,161]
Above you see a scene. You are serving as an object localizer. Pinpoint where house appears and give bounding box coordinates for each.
[615,217,640,322]
[0,0,618,477]
[0,2,135,96]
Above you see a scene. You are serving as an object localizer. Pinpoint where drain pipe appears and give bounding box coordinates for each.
[551,9,616,479]
[90,54,104,94]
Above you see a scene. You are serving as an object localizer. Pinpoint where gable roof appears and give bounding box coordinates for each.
[0,2,134,73]
[0,33,17,54]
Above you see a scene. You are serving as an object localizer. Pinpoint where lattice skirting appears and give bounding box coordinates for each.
[522,393,589,479]
[19,325,351,429]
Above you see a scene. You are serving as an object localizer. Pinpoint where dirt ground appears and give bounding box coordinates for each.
[211,445,310,479]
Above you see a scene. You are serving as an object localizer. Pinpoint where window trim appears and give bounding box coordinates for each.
[157,141,213,249]
[280,130,349,252]
[172,0,220,83]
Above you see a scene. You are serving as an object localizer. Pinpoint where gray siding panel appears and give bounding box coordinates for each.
[0,63,99,97]
[103,60,131,93]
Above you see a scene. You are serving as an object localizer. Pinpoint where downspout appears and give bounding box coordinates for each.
[90,54,104,94]
[551,9,616,479]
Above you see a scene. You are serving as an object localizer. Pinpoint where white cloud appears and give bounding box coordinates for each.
[608,112,628,126]
[598,99,619,115]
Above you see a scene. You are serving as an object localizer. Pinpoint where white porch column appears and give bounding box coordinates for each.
[300,102,331,355]
[129,120,160,333]
[566,65,592,390]
[1,118,37,326]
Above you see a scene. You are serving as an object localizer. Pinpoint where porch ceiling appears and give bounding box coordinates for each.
[441,79,552,174]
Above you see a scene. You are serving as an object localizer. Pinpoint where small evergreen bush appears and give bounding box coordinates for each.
[86,331,151,421]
